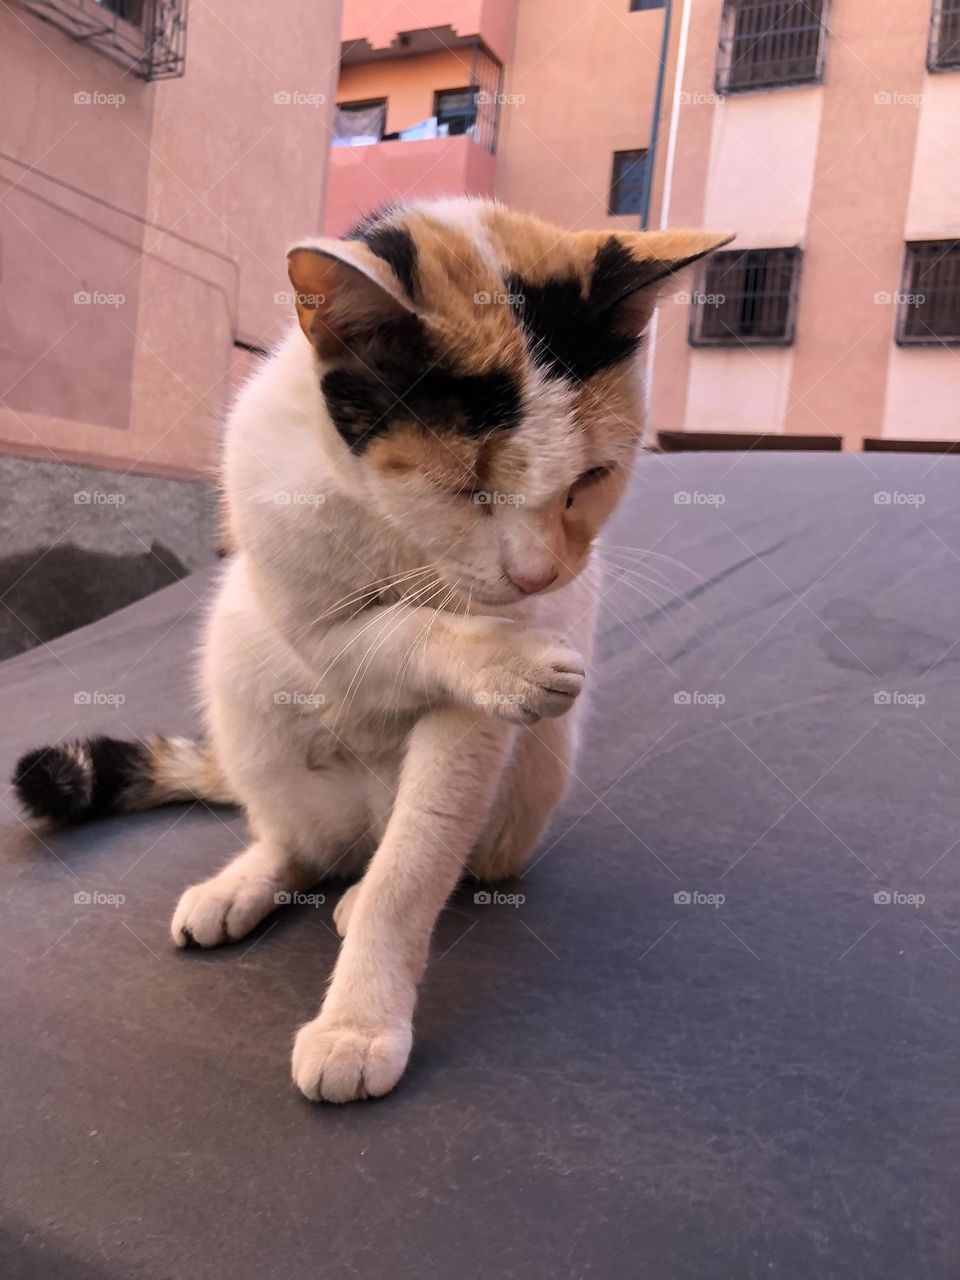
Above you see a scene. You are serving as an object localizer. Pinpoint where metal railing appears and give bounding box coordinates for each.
[716,0,827,93]
[897,242,960,345]
[689,247,802,346]
[929,0,960,71]
[19,0,188,80]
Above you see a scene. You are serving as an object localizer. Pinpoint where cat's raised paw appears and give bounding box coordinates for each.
[475,633,585,724]
[292,1015,413,1103]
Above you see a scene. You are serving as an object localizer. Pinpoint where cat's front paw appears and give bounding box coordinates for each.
[473,631,585,724]
[171,869,279,948]
[292,1014,412,1103]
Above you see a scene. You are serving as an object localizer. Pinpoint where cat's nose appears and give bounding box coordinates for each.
[506,567,559,595]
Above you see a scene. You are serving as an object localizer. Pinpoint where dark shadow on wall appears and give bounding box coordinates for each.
[0,541,188,660]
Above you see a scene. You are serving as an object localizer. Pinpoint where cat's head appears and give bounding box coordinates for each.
[288,199,732,605]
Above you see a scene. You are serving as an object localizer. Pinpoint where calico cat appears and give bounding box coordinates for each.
[14,199,732,1103]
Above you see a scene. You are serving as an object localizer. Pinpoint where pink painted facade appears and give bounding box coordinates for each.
[1,0,341,479]
[325,136,496,237]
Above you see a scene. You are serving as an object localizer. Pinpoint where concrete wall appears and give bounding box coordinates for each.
[496,0,668,230]
[0,0,341,481]
[325,135,496,236]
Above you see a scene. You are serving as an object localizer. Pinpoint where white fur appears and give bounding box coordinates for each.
[170,200,648,1103]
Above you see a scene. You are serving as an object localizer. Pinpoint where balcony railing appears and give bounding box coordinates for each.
[19,0,188,80]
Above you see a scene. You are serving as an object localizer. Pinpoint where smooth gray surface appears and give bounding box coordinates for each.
[1,453,959,1279]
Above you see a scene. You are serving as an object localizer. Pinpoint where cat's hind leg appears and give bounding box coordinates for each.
[171,754,374,948]
[469,712,578,883]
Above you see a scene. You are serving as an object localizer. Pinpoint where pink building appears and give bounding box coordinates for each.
[1,0,341,484]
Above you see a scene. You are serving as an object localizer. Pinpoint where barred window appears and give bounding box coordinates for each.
[689,248,802,346]
[897,242,960,345]
[717,0,828,94]
[434,88,477,137]
[609,150,650,216]
[929,1,960,71]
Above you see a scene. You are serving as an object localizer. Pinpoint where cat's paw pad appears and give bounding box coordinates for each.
[477,636,585,724]
[292,1016,412,1103]
[333,882,362,939]
[171,872,278,948]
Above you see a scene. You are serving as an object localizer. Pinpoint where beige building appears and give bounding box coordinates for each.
[329,0,960,450]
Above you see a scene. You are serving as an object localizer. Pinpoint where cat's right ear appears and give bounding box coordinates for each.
[286,240,416,359]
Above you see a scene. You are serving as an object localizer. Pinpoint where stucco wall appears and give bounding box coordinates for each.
[0,0,341,480]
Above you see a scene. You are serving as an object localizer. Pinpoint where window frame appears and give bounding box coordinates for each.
[896,240,960,347]
[334,97,388,143]
[716,0,830,96]
[688,247,803,348]
[608,148,650,217]
[928,0,960,72]
[433,86,479,137]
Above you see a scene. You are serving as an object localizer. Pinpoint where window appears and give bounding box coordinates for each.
[95,0,144,22]
[929,1,960,70]
[334,99,387,146]
[19,0,186,78]
[433,88,478,136]
[689,248,802,346]
[717,0,828,94]
[609,150,649,216]
[897,242,960,345]
[630,1,666,10]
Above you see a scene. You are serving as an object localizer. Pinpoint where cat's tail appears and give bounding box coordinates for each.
[12,735,235,824]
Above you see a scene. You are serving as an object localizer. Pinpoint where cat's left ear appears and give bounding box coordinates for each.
[588,229,735,334]
[286,238,417,358]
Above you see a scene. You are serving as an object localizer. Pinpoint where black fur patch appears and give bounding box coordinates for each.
[508,238,675,383]
[321,315,522,451]
[13,736,152,823]
[357,223,418,300]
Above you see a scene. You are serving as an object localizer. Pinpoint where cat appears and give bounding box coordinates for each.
[13,199,732,1103]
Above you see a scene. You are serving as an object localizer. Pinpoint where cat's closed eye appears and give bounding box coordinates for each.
[566,464,614,509]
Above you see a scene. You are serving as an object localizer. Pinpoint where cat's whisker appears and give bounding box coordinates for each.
[309,563,440,626]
